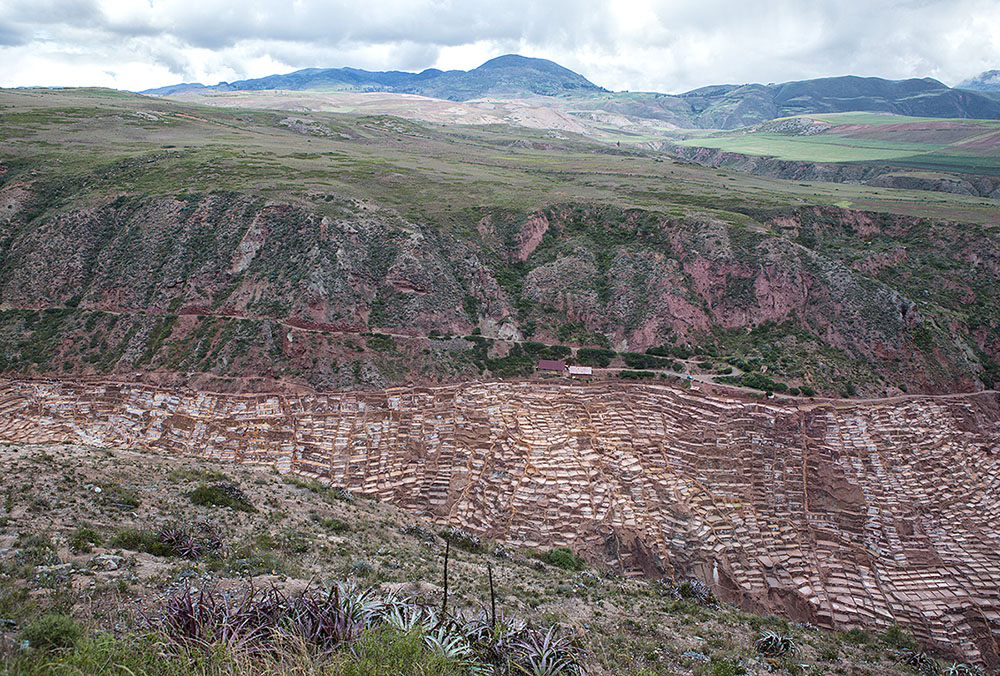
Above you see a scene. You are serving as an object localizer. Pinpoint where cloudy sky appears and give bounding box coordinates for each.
[1,0,998,93]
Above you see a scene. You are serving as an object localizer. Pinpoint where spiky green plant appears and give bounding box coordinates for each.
[511,626,586,676]
[753,629,795,657]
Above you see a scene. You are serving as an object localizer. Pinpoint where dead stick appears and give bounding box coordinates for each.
[441,539,450,619]
[488,560,496,628]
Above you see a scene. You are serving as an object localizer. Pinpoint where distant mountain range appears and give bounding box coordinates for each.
[143,54,606,101]
[143,55,1000,129]
[586,75,1000,128]
[961,69,1000,91]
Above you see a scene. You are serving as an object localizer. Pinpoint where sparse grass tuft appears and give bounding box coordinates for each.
[68,525,102,553]
[21,613,81,651]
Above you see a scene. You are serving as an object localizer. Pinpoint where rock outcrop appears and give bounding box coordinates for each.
[3,186,1000,395]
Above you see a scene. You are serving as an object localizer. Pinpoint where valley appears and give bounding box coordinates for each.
[3,68,1000,673]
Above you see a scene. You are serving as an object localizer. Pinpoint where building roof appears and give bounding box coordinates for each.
[536,359,567,371]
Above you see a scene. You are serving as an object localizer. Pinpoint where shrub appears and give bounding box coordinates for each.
[709,657,747,676]
[621,352,673,369]
[68,526,102,554]
[539,547,586,571]
[167,468,228,483]
[314,516,352,533]
[189,482,256,512]
[575,348,616,368]
[108,527,172,557]
[880,623,919,652]
[840,628,871,644]
[16,534,58,566]
[97,482,140,509]
[283,475,353,502]
[617,370,655,380]
[22,613,81,651]
[366,333,395,352]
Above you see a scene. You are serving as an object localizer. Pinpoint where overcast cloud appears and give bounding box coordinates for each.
[0,0,998,92]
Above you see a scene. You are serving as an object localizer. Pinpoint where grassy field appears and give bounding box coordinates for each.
[674,113,1000,174]
[677,132,939,162]
[3,88,998,226]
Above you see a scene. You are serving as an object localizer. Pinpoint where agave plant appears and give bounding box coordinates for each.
[286,585,363,649]
[384,602,442,635]
[511,626,586,676]
[944,662,985,676]
[175,536,202,560]
[158,527,185,550]
[900,649,939,675]
[424,624,474,660]
[754,630,796,657]
[459,612,531,673]
[149,579,586,674]
[336,581,386,624]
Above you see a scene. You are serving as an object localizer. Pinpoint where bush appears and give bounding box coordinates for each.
[539,547,586,571]
[366,333,395,352]
[22,613,81,651]
[69,526,102,554]
[575,348,616,367]
[840,628,871,645]
[621,352,673,369]
[313,516,352,533]
[15,533,58,566]
[648,343,693,359]
[97,482,140,509]
[108,528,172,557]
[617,370,656,380]
[732,373,789,392]
[189,482,256,512]
[880,623,919,652]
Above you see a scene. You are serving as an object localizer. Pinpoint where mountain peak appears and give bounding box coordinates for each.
[960,69,1000,91]
[477,54,560,70]
[142,54,605,101]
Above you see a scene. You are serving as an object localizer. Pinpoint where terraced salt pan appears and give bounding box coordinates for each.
[1,379,999,663]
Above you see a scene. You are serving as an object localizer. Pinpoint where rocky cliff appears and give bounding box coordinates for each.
[2,179,1000,395]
